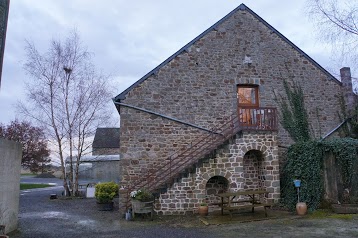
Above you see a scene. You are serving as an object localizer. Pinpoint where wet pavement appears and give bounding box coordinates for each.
[8,177,358,238]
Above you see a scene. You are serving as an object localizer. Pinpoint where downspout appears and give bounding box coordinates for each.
[113,102,222,135]
[320,118,351,141]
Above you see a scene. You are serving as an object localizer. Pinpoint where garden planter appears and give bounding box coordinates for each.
[96,201,114,211]
[296,202,307,215]
[198,205,209,216]
[332,204,358,214]
[131,200,154,219]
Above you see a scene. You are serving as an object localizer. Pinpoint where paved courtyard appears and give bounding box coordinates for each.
[8,177,358,238]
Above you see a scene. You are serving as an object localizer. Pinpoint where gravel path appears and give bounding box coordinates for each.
[8,177,358,238]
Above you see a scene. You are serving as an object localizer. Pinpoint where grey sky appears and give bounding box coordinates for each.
[0,0,350,125]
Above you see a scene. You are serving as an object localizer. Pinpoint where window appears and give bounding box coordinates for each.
[237,86,259,107]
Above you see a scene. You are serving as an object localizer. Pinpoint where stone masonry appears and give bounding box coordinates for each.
[115,4,357,214]
[155,131,279,215]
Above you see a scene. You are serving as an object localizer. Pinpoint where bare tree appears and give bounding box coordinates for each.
[19,30,113,196]
[308,0,358,92]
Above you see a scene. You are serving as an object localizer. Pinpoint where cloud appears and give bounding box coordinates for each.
[0,0,353,125]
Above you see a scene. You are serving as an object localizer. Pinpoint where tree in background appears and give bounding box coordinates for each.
[308,0,358,92]
[19,30,113,196]
[0,120,51,173]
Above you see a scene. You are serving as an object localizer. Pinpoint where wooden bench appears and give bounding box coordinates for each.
[223,203,272,218]
[211,199,252,206]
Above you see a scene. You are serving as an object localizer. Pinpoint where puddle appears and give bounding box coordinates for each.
[77,219,96,226]
[21,211,70,220]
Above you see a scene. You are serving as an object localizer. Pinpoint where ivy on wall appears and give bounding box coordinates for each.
[277,78,358,211]
[276,80,311,142]
[281,140,322,211]
[281,138,358,211]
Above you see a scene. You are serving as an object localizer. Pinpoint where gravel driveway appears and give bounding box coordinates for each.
[8,177,358,238]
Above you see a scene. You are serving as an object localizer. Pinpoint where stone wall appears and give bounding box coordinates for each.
[0,138,22,234]
[155,131,279,215]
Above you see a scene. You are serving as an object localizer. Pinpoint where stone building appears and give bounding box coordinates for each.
[92,128,120,156]
[113,4,357,215]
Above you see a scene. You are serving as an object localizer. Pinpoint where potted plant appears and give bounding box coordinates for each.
[198,202,209,216]
[130,189,154,219]
[95,182,119,211]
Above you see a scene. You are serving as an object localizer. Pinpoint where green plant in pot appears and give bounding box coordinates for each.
[130,189,154,202]
[198,202,209,216]
[95,182,118,211]
[130,189,154,219]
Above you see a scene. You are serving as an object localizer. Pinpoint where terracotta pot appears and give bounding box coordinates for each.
[198,205,209,216]
[296,202,307,215]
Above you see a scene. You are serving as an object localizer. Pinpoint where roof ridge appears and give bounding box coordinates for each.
[113,3,340,102]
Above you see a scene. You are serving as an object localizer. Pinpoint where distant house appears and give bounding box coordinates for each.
[66,128,121,183]
[92,128,120,156]
[69,155,120,183]
[113,4,357,215]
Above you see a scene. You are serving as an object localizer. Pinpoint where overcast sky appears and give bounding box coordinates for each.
[0,0,350,125]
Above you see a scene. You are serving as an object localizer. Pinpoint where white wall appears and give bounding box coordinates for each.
[0,138,22,234]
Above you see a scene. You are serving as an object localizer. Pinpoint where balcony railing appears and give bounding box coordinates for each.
[238,106,278,131]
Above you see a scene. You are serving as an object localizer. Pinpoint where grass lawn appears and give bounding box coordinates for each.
[20,183,54,190]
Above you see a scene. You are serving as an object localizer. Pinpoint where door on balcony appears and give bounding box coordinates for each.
[237,85,259,127]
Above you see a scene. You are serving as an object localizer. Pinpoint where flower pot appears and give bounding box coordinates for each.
[296,202,307,215]
[198,205,209,216]
[131,200,154,219]
[96,201,114,211]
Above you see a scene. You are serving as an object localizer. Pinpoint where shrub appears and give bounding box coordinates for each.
[95,182,119,203]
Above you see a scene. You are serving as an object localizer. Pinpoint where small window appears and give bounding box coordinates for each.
[237,86,259,107]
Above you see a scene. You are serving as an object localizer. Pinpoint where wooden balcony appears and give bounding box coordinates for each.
[238,106,278,131]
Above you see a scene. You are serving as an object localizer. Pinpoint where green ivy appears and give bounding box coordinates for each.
[276,80,311,142]
[281,140,323,211]
[281,138,358,211]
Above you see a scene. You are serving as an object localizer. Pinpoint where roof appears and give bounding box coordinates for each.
[113,3,340,103]
[65,155,120,163]
[92,128,120,149]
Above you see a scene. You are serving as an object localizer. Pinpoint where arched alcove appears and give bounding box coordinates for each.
[205,176,229,205]
[243,149,265,190]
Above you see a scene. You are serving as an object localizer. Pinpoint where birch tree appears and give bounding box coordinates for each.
[308,0,358,92]
[19,31,112,196]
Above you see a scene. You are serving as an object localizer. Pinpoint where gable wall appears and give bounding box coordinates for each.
[119,9,343,198]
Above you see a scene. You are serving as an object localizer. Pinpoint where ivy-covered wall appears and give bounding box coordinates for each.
[281,138,358,211]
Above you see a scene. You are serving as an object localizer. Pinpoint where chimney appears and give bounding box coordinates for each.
[340,67,357,116]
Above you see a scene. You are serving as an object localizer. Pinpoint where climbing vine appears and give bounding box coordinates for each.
[276,80,311,142]
[277,79,358,210]
[281,138,358,211]
[281,140,323,211]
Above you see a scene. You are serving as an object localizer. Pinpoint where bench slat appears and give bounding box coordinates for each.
[211,200,253,206]
[223,203,272,211]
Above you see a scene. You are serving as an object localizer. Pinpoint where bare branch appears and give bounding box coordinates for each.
[19,30,113,196]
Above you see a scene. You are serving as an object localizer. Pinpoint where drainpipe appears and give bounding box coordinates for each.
[320,118,351,141]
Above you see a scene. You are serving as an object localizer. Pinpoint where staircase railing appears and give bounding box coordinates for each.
[122,107,277,209]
